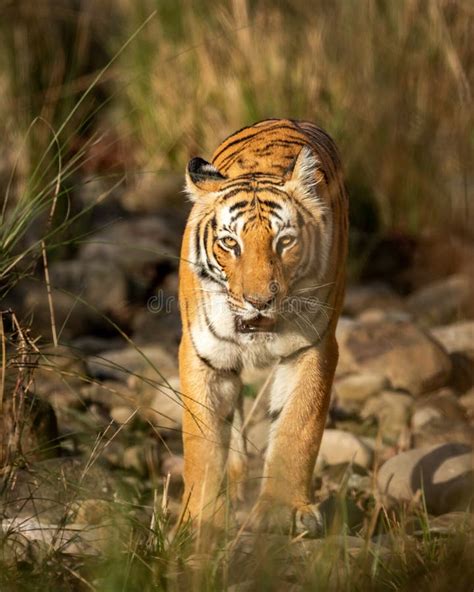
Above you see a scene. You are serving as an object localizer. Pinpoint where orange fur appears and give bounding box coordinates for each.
[179,119,348,535]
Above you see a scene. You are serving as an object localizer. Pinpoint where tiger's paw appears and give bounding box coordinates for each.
[293,504,324,537]
[248,499,324,538]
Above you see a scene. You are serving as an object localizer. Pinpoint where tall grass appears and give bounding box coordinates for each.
[1,1,472,236]
[0,3,473,589]
[112,0,473,235]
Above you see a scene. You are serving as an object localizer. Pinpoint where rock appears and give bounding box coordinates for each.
[449,350,474,393]
[35,344,88,387]
[361,390,413,444]
[343,283,405,317]
[425,511,474,535]
[122,441,160,477]
[160,453,184,481]
[72,498,116,526]
[430,321,474,392]
[0,531,38,567]
[78,216,180,296]
[459,389,474,421]
[85,344,182,432]
[22,282,112,339]
[110,405,136,424]
[32,345,89,412]
[338,319,452,395]
[430,321,474,354]
[49,259,128,316]
[318,495,365,534]
[1,499,130,556]
[131,304,181,349]
[377,443,473,514]
[83,375,183,433]
[335,316,357,345]
[334,372,388,410]
[87,344,178,382]
[357,309,411,324]
[315,429,373,470]
[0,393,59,466]
[1,457,137,523]
[319,463,371,495]
[411,388,472,447]
[411,420,473,448]
[407,274,474,326]
[412,388,466,429]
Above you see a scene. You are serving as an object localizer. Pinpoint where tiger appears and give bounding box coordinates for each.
[178,118,348,536]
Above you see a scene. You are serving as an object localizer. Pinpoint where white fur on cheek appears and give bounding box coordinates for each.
[190,290,242,371]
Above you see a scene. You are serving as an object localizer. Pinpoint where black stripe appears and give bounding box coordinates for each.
[186,306,240,374]
[297,225,312,277]
[195,349,239,374]
[203,219,210,251]
[222,173,281,188]
[202,300,238,344]
[229,199,249,212]
[279,343,316,363]
[258,199,283,210]
[268,210,283,222]
[256,140,306,156]
[269,409,282,422]
[213,123,298,163]
[254,186,288,196]
[242,215,257,229]
[229,209,249,225]
[196,351,219,370]
[218,128,304,169]
[297,210,305,228]
[219,187,249,202]
[197,266,215,282]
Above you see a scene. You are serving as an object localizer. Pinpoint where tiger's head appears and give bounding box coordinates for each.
[185,147,331,333]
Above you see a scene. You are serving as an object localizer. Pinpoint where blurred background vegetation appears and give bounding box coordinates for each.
[0,0,472,271]
[1,3,473,590]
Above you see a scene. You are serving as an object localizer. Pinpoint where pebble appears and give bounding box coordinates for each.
[377,442,473,514]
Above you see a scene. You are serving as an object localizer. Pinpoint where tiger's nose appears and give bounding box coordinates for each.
[244,293,275,311]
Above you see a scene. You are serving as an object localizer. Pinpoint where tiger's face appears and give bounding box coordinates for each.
[211,192,303,331]
[185,147,331,333]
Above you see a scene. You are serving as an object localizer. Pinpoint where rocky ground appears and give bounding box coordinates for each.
[1,194,473,589]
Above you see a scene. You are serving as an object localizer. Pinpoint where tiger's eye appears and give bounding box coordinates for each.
[221,236,237,249]
[278,235,296,250]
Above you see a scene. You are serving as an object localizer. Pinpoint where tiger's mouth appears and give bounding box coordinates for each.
[235,315,277,333]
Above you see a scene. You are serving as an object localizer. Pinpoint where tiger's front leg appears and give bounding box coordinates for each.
[251,336,338,536]
[179,333,242,530]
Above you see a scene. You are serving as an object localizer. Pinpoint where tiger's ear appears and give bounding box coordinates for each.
[284,146,324,200]
[185,157,226,202]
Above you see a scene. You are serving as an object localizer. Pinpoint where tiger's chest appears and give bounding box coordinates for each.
[189,286,313,372]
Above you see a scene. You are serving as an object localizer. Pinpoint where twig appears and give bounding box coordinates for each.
[41,241,58,347]
[40,131,62,348]
[0,311,6,412]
